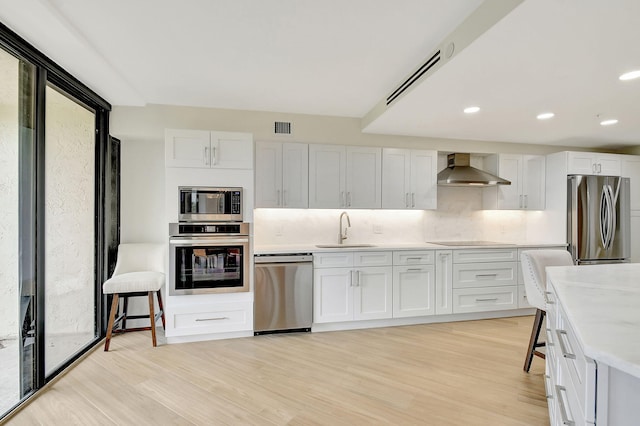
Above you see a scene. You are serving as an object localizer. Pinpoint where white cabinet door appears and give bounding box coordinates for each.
[313,267,353,323]
[165,129,210,168]
[255,141,282,207]
[354,266,392,320]
[523,155,546,210]
[281,142,309,208]
[210,131,253,169]
[346,147,382,208]
[435,250,453,315]
[495,154,523,210]
[309,144,346,208]
[382,148,410,209]
[393,265,435,318]
[622,155,640,210]
[597,154,622,176]
[567,151,621,176]
[410,150,437,209]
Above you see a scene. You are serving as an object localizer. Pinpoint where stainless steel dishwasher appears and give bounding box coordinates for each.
[254,254,313,335]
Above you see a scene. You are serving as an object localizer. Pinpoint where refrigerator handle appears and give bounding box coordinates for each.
[600,187,609,250]
[607,185,617,250]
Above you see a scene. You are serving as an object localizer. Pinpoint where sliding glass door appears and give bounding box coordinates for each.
[0,43,36,416]
[44,85,97,375]
[0,21,113,420]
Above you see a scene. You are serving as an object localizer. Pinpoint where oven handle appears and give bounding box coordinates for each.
[170,237,249,245]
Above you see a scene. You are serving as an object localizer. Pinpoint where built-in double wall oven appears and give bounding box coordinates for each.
[169,187,250,295]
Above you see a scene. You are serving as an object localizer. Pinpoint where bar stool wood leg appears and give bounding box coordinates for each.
[156,290,166,329]
[148,291,157,347]
[524,308,546,372]
[105,294,119,352]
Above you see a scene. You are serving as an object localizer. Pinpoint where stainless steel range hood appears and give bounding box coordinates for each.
[437,153,510,187]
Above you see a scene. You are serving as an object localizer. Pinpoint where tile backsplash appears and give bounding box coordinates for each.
[254,186,531,246]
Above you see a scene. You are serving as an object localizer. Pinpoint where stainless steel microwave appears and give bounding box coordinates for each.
[178,186,243,222]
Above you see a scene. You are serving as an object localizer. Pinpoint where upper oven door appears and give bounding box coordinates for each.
[169,237,250,295]
[178,187,243,222]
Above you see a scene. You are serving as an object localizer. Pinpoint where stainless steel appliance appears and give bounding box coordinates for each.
[568,175,630,264]
[254,254,313,335]
[169,222,250,295]
[178,186,242,222]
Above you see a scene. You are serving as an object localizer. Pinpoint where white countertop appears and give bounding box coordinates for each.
[254,242,566,255]
[547,263,640,379]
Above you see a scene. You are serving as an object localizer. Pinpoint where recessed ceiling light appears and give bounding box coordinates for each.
[600,119,619,126]
[464,106,480,114]
[619,70,640,81]
[536,112,555,120]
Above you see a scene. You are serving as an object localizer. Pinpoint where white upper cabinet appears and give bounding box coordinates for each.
[165,129,253,169]
[309,144,381,208]
[255,141,308,208]
[382,148,437,210]
[483,154,545,210]
[622,155,640,210]
[567,151,621,176]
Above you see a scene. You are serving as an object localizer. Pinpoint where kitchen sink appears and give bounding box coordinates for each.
[315,244,377,248]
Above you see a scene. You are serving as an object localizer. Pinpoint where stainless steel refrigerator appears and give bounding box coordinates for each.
[568,175,630,264]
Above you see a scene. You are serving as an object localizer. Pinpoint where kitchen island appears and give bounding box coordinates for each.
[545,263,640,426]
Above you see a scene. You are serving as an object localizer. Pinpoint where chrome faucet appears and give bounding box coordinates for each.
[339,211,351,244]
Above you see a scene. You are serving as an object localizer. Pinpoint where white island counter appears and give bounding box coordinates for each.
[546,263,640,426]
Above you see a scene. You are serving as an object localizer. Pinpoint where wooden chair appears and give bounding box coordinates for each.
[103,243,166,351]
[520,249,574,372]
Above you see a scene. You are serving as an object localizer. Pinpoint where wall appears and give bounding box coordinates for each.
[111,104,585,245]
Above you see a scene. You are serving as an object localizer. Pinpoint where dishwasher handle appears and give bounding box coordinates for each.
[255,254,313,264]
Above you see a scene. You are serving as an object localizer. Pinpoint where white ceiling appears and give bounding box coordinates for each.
[1,0,639,149]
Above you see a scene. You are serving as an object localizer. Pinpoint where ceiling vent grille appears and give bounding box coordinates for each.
[386,50,441,106]
[274,121,292,135]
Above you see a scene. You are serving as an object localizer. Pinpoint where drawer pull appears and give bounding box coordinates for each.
[555,385,575,426]
[545,291,555,304]
[407,268,423,272]
[195,317,229,322]
[544,375,553,399]
[407,257,423,261]
[556,329,576,360]
[475,273,498,278]
[475,297,498,302]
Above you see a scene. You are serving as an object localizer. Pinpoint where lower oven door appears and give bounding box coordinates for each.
[169,237,250,295]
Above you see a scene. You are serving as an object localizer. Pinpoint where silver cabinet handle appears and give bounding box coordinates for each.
[476,297,498,302]
[556,329,576,360]
[204,146,210,165]
[523,194,528,209]
[556,385,575,426]
[350,270,354,287]
[544,375,553,399]
[411,192,415,208]
[195,317,228,321]
[347,192,352,207]
[592,163,597,174]
[598,163,602,173]
[407,268,423,272]
[475,273,498,278]
[405,193,409,208]
[545,291,555,304]
[211,147,217,165]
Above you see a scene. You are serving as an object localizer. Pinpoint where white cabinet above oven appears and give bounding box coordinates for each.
[165,129,253,169]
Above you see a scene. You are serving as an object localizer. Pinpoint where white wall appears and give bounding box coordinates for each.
[110,104,585,245]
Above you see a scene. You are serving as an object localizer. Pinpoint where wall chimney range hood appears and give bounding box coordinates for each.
[437,153,510,187]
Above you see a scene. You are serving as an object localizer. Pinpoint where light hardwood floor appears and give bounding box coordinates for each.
[5,316,548,425]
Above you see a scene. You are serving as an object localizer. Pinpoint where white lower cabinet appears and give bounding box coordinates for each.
[452,248,518,314]
[168,301,253,336]
[392,251,435,318]
[313,251,392,323]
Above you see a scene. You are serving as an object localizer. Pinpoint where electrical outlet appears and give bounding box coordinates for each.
[373,224,383,234]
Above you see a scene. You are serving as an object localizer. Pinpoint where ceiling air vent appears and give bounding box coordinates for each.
[274,121,292,135]
[386,50,441,106]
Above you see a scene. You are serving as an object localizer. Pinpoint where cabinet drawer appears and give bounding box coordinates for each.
[393,250,434,265]
[172,302,252,335]
[314,252,354,268]
[453,248,517,263]
[452,262,517,288]
[452,286,517,313]
[354,251,392,267]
